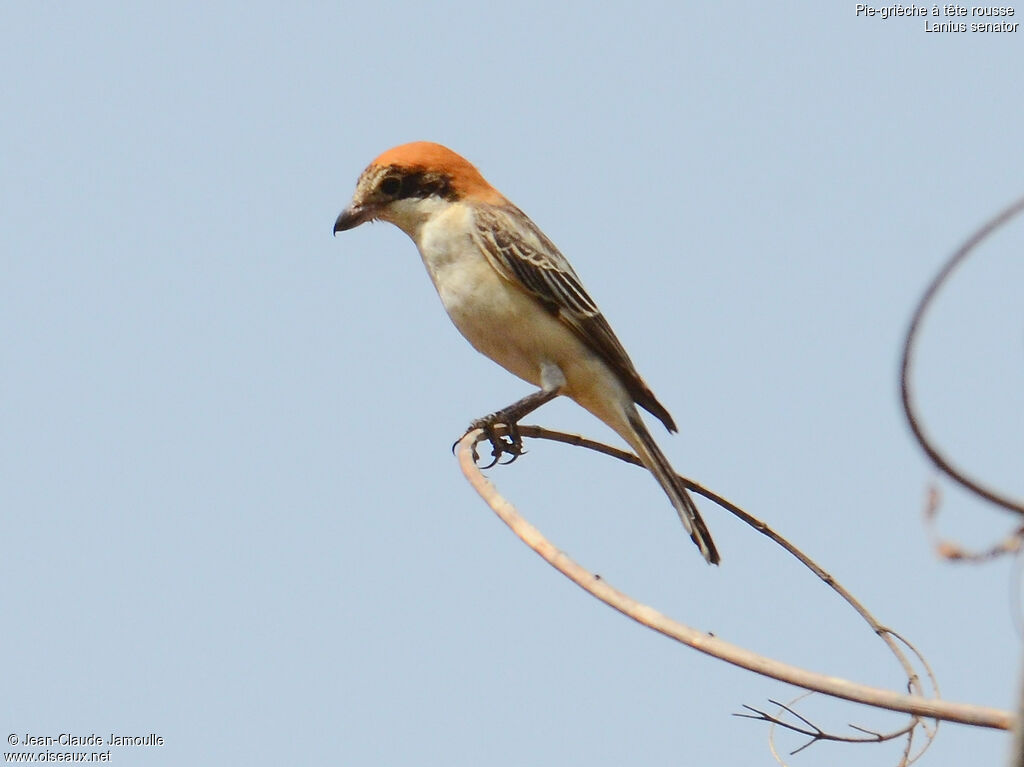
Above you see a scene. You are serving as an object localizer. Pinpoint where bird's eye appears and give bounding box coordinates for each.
[380,176,401,196]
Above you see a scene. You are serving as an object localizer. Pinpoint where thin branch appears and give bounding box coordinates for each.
[471,426,941,765]
[735,697,911,753]
[884,630,941,766]
[899,193,1024,516]
[751,691,928,767]
[517,426,934,703]
[923,485,1024,562]
[455,426,1013,731]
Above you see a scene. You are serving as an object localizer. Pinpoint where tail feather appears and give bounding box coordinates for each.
[626,409,720,565]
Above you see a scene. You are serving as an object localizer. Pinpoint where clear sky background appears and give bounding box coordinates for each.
[3,3,1022,765]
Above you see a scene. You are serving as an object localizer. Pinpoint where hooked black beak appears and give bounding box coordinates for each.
[333,204,374,235]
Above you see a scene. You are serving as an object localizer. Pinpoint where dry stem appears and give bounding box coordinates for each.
[456,426,1012,731]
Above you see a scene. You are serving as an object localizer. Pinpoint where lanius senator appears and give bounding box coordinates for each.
[334,142,719,565]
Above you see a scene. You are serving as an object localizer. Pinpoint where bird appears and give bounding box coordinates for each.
[333,141,720,565]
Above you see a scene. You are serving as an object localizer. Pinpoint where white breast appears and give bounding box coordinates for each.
[410,204,555,387]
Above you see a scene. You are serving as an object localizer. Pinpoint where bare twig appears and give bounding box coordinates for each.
[735,697,910,753]
[899,193,1024,516]
[455,426,1013,731]
[923,485,1024,562]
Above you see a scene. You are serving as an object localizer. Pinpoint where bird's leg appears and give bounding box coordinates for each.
[463,365,565,468]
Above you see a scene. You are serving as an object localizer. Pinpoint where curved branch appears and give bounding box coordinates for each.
[522,428,934,703]
[899,194,1024,516]
[500,426,940,763]
[455,427,1012,731]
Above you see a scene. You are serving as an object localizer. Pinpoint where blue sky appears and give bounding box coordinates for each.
[3,3,1022,765]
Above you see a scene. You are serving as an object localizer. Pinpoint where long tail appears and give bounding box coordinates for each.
[624,408,720,565]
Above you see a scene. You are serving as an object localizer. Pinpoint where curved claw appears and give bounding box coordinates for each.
[457,413,530,469]
[497,450,520,465]
[478,451,501,470]
[453,427,487,464]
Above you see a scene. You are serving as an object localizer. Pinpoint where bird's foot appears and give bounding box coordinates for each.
[456,412,526,468]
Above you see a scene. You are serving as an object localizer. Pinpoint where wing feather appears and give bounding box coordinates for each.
[471,204,677,432]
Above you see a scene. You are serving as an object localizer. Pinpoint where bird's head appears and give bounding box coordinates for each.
[333,142,504,238]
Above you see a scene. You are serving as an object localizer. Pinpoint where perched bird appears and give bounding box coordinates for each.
[334,142,719,565]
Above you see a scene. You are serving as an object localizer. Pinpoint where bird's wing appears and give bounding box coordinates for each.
[471,203,676,432]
